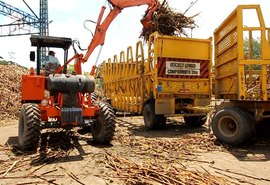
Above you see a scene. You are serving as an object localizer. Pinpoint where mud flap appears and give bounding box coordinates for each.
[155,98,175,115]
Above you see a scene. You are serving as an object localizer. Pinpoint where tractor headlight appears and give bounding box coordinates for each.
[41,99,49,107]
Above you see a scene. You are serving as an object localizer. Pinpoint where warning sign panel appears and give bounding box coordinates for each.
[165,61,200,76]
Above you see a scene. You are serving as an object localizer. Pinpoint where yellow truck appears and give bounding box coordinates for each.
[212,5,270,145]
[102,32,212,129]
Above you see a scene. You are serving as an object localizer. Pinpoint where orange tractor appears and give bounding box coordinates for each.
[18,0,160,150]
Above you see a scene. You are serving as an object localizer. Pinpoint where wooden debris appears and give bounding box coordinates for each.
[141,0,199,41]
[114,121,224,156]
[16,180,48,185]
[59,166,85,185]
[103,151,231,185]
[3,160,20,176]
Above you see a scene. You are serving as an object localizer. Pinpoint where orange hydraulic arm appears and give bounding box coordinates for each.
[72,0,159,75]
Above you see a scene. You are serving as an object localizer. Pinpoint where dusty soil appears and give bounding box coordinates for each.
[0,116,270,185]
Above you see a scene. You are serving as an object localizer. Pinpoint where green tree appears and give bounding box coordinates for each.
[95,63,104,89]
[67,64,74,74]
[244,36,261,70]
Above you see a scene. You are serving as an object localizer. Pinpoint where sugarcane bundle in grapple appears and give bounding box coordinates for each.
[141,0,199,41]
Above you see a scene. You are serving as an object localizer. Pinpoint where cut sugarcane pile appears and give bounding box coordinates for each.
[0,64,28,125]
[141,0,199,41]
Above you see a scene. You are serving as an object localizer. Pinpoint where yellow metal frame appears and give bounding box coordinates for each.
[102,32,212,114]
[150,33,212,97]
[102,41,146,113]
[214,5,270,100]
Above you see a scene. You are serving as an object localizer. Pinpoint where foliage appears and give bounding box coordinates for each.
[96,63,104,87]
[0,59,27,69]
[66,64,74,74]
[244,36,261,59]
[96,63,103,79]
[243,37,261,70]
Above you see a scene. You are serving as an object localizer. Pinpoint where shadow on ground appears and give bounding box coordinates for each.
[6,130,113,166]
[116,115,270,162]
[222,123,270,162]
[116,115,209,138]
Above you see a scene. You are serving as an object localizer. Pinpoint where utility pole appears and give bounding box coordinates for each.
[39,0,49,60]
[0,0,49,61]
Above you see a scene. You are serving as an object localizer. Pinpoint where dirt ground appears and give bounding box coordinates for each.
[0,116,270,185]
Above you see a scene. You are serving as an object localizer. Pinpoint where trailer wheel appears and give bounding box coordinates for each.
[18,104,41,151]
[157,115,167,128]
[143,104,163,130]
[241,110,256,140]
[212,107,252,145]
[92,102,116,144]
[184,116,206,127]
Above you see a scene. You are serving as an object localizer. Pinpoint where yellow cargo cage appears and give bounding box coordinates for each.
[211,5,270,146]
[102,32,212,129]
[214,4,270,100]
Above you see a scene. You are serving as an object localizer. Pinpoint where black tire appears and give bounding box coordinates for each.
[91,92,98,104]
[241,110,256,140]
[143,104,163,130]
[184,116,206,127]
[157,115,167,128]
[92,102,116,144]
[211,107,253,145]
[18,104,41,151]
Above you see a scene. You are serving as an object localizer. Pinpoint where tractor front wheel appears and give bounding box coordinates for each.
[18,104,41,151]
[92,102,116,144]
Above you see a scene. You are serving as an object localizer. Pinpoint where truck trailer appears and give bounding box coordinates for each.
[211,4,270,145]
[102,32,212,129]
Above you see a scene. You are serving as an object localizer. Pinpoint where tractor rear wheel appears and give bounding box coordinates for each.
[92,102,116,144]
[18,104,41,151]
[184,116,206,127]
[211,107,253,145]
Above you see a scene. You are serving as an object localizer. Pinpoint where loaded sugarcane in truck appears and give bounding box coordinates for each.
[19,0,160,151]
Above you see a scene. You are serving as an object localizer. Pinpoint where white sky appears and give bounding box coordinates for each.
[0,0,269,72]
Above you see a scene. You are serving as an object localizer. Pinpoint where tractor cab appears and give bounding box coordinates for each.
[29,35,72,75]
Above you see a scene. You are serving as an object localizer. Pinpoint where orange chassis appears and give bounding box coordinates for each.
[21,74,99,127]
